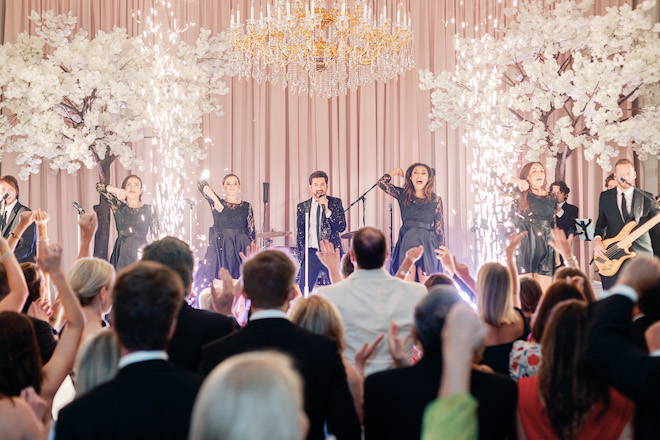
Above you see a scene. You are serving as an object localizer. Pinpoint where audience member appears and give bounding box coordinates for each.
[190,351,307,440]
[56,261,201,440]
[0,387,50,439]
[519,278,542,321]
[67,258,115,342]
[0,243,83,412]
[73,328,120,396]
[510,281,586,381]
[424,273,455,290]
[318,227,427,375]
[289,295,364,421]
[141,237,236,372]
[518,300,633,439]
[586,256,660,438]
[554,267,596,302]
[201,250,360,440]
[477,262,529,375]
[364,286,517,440]
[421,301,488,440]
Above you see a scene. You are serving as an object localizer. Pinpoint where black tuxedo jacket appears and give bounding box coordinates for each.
[587,295,660,439]
[556,202,579,236]
[595,188,658,255]
[296,196,346,258]
[364,355,517,440]
[201,317,360,440]
[167,302,237,372]
[56,360,201,440]
[1,202,36,262]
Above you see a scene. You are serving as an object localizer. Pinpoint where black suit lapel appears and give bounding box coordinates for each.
[2,203,20,236]
[632,189,643,223]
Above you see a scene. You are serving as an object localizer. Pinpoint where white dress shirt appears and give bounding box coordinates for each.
[317,268,427,376]
[556,201,565,218]
[118,350,169,369]
[308,198,332,249]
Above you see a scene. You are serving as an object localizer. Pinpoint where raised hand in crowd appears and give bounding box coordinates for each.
[27,297,52,322]
[0,236,29,312]
[77,212,98,259]
[238,242,259,262]
[549,227,578,268]
[354,333,384,379]
[395,245,424,281]
[316,239,342,284]
[209,268,237,315]
[435,246,476,293]
[36,243,85,405]
[388,321,412,368]
[7,210,35,252]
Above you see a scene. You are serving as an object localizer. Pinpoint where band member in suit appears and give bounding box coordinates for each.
[550,181,579,237]
[594,158,659,289]
[0,175,36,263]
[296,171,346,292]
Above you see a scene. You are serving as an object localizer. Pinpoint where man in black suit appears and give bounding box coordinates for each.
[0,175,36,262]
[586,256,660,440]
[363,286,517,440]
[594,159,659,289]
[550,180,579,237]
[296,170,346,293]
[141,236,237,372]
[56,261,201,440]
[201,250,360,440]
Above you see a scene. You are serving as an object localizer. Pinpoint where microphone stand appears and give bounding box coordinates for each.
[389,203,394,256]
[619,178,658,210]
[184,198,196,246]
[344,181,379,227]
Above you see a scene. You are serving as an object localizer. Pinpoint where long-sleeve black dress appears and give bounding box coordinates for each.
[193,181,255,293]
[378,174,445,276]
[514,192,556,276]
[96,183,159,270]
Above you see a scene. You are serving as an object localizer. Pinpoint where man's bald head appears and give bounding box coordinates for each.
[351,227,388,270]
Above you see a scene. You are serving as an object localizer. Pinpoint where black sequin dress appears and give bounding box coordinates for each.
[96,183,159,270]
[193,181,255,293]
[515,192,556,276]
[378,174,445,276]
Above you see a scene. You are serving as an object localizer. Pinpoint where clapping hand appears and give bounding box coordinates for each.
[210,268,237,314]
[404,245,424,265]
[435,246,455,277]
[505,231,528,259]
[78,212,98,237]
[17,211,35,229]
[37,243,62,274]
[27,298,52,322]
[388,321,412,368]
[548,228,573,260]
[239,242,259,262]
[33,209,49,226]
[354,333,385,379]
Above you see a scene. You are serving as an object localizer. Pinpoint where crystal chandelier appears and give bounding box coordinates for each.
[228,1,415,98]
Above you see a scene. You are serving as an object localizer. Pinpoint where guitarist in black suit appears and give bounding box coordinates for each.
[0,175,36,263]
[296,170,346,292]
[594,159,659,289]
[551,181,579,236]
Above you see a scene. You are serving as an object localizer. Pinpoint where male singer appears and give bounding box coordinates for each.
[0,175,36,262]
[296,171,346,292]
[594,159,659,289]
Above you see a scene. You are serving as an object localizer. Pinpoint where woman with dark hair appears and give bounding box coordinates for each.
[378,163,445,282]
[518,300,633,439]
[96,175,159,269]
[509,280,586,381]
[193,174,255,293]
[509,162,556,291]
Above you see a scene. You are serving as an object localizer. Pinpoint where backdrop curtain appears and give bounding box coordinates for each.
[1,0,641,278]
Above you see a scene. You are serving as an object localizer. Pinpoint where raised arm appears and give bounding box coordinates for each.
[7,211,34,252]
[0,237,29,312]
[378,170,404,199]
[95,182,123,211]
[77,212,98,259]
[37,243,85,403]
[435,196,446,247]
[197,180,223,212]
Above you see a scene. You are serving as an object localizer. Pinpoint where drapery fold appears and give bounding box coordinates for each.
[1,0,637,276]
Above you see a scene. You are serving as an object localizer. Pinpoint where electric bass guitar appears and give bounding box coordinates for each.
[594,213,660,277]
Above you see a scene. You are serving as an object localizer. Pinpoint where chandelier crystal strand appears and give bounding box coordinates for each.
[228,0,415,98]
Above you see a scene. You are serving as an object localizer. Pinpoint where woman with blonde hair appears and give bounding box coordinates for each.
[67,258,115,342]
[478,262,529,375]
[289,295,364,421]
[189,351,307,440]
[73,328,120,397]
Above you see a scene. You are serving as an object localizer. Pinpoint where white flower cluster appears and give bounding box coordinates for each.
[0,11,233,180]
[419,0,660,174]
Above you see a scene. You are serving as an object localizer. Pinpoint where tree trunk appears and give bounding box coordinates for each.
[92,153,117,260]
[555,145,569,182]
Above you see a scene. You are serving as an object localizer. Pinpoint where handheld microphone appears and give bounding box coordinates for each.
[263,182,269,204]
[72,201,85,214]
[1,193,10,203]
[618,176,632,186]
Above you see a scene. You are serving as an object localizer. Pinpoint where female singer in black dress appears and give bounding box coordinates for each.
[510,162,556,291]
[193,174,255,294]
[378,163,445,283]
[96,175,159,270]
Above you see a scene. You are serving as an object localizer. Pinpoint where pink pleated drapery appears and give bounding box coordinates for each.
[0,0,637,276]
